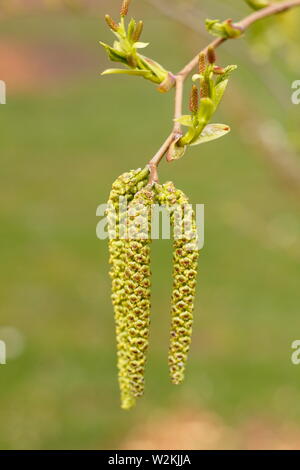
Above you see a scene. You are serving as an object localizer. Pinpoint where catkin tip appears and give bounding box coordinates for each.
[105,14,119,32]
[207,46,216,64]
[120,0,131,17]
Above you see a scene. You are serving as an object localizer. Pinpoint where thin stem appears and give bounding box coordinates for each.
[238,0,300,29]
[147,0,300,184]
[174,75,184,130]
[148,133,174,184]
[148,76,185,183]
[178,37,224,79]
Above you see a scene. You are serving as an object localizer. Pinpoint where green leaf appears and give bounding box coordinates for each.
[214,79,228,109]
[101,68,152,77]
[175,115,193,127]
[99,42,127,64]
[113,40,123,52]
[139,55,168,84]
[198,97,214,122]
[205,19,228,38]
[215,65,237,85]
[192,74,203,82]
[127,18,136,40]
[205,19,243,39]
[134,42,150,49]
[190,123,230,146]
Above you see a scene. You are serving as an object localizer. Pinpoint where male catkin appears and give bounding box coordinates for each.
[124,186,154,398]
[156,182,199,385]
[107,167,149,409]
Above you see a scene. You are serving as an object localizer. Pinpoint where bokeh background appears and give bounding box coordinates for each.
[0,0,300,450]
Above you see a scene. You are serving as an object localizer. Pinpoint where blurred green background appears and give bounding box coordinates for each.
[0,0,300,450]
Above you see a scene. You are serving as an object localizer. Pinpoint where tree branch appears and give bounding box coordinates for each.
[147,0,300,185]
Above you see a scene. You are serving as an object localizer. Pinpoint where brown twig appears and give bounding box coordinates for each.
[147,0,300,184]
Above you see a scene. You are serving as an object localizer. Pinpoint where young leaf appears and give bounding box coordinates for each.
[127,18,136,40]
[99,42,128,64]
[134,42,150,49]
[101,68,152,77]
[206,19,243,39]
[139,55,168,83]
[206,19,228,38]
[214,79,228,109]
[167,140,187,161]
[190,124,230,146]
[215,65,237,85]
[192,74,203,83]
[175,115,193,127]
[198,97,214,122]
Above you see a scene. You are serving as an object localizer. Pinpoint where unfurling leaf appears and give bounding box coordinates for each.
[101,68,152,78]
[206,18,243,39]
[214,79,229,109]
[192,74,203,83]
[100,42,128,64]
[190,123,230,146]
[167,140,187,161]
[127,18,136,40]
[134,42,150,49]
[215,65,238,84]
[175,115,193,127]
[205,19,227,37]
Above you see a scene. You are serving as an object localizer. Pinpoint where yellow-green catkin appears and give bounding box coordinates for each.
[124,186,154,399]
[107,167,149,409]
[156,182,199,385]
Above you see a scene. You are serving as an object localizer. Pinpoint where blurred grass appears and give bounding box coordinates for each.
[0,0,300,450]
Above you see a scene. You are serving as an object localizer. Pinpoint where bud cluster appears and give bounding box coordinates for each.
[206,18,244,39]
[100,0,174,91]
[168,49,237,161]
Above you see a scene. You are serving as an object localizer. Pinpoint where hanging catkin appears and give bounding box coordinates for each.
[107,167,149,409]
[156,182,199,385]
[124,185,154,398]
